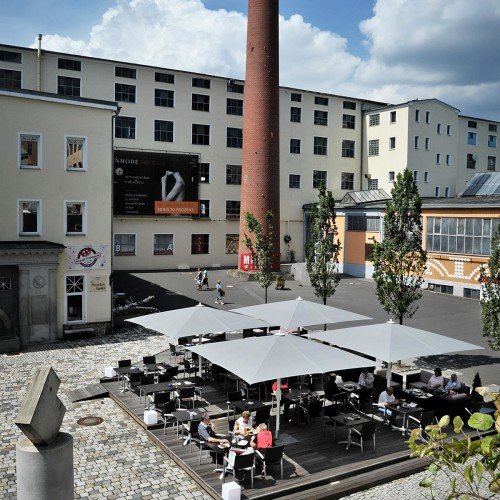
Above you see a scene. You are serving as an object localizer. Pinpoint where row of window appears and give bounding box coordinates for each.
[17,200,87,236]
[429,284,481,300]
[290,107,356,129]
[468,120,497,132]
[114,233,240,256]
[467,131,497,147]
[288,138,355,157]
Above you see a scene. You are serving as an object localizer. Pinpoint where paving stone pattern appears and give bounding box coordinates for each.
[0,329,211,499]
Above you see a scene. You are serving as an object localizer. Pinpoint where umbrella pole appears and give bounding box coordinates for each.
[276,378,282,438]
[386,362,392,389]
[198,334,203,378]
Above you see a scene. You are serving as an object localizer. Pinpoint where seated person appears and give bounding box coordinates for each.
[428,368,444,392]
[250,423,274,449]
[198,413,230,462]
[358,369,375,389]
[324,373,345,402]
[377,387,399,424]
[233,410,254,439]
[444,373,461,394]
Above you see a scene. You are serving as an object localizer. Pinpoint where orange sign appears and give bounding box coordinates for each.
[154,201,199,215]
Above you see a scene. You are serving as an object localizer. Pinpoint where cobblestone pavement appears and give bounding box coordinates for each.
[0,329,211,499]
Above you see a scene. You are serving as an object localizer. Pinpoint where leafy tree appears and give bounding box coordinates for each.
[480,232,500,350]
[305,183,341,305]
[243,210,276,303]
[370,169,427,324]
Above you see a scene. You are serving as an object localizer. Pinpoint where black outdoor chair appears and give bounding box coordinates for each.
[408,410,436,442]
[183,359,197,379]
[157,373,172,383]
[299,399,323,427]
[255,445,285,479]
[255,406,271,428]
[143,355,156,365]
[118,359,131,368]
[169,343,185,363]
[183,418,203,451]
[227,391,241,419]
[223,451,256,488]
[349,420,377,453]
[124,372,142,393]
[241,381,261,401]
[160,400,178,434]
[322,403,339,436]
[140,374,155,386]
[176,386,196,409]
[166,365,179,379]
[151,391,171,412]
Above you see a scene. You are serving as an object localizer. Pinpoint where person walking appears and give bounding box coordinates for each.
[202,268,209,289]
[196,268,203,290]
[215,280,225,305]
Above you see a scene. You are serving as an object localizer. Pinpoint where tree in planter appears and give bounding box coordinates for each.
[305,183,341,305]
[370,169,427,324]
[243,210,276,304]
[479,232,500,351]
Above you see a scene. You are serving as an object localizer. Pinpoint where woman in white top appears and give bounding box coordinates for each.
[233,410,254,438]
[427,368,444,390]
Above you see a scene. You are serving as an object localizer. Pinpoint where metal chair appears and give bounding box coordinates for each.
[322,403,339,436]
[223,451,256,488]
[349,420,376,453]
[166,365,179,379]
[300,399,323,427]
[157,373,173,383]
[143,355,156,365]
[160,400,178,434]
[140,374,155,386]
[183,359,197,379]
[151,391,171,412]
[118,359,131,368]
[124,372,142,393]
[227,391,241,420]
[408,410,435,441]
[176,386,196,409]
[254,406,271,428]
[169,343,185,363]
[255,445,284,479]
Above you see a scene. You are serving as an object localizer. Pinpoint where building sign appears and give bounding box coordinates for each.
[68,245,109,270]
[239,252,281,271]
[113,150,199,216]
[90,276,107,292]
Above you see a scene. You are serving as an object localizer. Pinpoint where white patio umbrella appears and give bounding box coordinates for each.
[307,320,483,387]
[188,334,373,436]
[127,303,270,376]
[231,297,371,330]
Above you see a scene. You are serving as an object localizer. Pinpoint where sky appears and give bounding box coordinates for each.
[1,0,499,121]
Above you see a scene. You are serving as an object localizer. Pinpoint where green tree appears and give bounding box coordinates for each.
[305,184,341,305]
[243,211,276,304]
[370,169,427,324]
[480,232,500,350]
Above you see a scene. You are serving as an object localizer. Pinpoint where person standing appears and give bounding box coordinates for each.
[196,268,203,290]
[215,280,224,305]
[202,268,209,289]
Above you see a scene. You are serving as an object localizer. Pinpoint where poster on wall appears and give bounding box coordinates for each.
[113,150,199,216]
[67,245,110,270]
[90,276,107,292]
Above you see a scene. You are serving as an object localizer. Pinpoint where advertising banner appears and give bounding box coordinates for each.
[67,245,110,270]
[113,150,199,216]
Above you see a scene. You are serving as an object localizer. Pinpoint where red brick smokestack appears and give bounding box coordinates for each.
[238,0,280,271]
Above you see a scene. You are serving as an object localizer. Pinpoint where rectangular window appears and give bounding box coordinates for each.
[390,111,396,123]
[226,98,243,115]
[488,135,497,147]
[435,187,440,197]
[227,81,244,93]
[291,92,302,102]
[154,88,174,107]
[227,127,243,148]
[424,171,429,183]
[467,132,477,145]
[488,156,496,171]
[425,111,431,123]
[445,187,450,197]
[192,124,210,145]
[489,124,498,133]
[289,138,301,154]
[447,125,452,135]
[115,83,136,103]
[115,66,136,79]
[65,202,85,234]
[154,120,173,142]
[342,140,355,158]
[19,200,40,235]
[0,49,22,63]
[343,100,356,110]
[466,153,476,169]
[289,174,301,189]
[191,234,209,254]
[314,136,327,155]
[436,153,441,164]
[314,96,329,106]
[415,109,420,122]
[66,275,85,323]
[314,110,328,126]
[389,137,396,150]
[290,107,301,123]
[226,164,242,185]
[0,68,21,89]
[429,283,454,295]
[225,234,239,254]
[199,163,210,183]
[341,172,354,190]
[446,154,451,166]
[226,200,241,219]
[0,277,12,292]
[192,77,210,89]
[155,72,174,84]
[368,139,379,156]
[464,288,480,300]
[347,216,380,232]
[468,120,477,128]
[115,116,136,140]
[114,234,136,256]
[413,171,419,182]
[425,137,430,150]
[65,136,86,170]
[192,93,210,112]
[437,123,442,134]
[388,171,395,183]
[19,133,41,168]
[312,170,327,188]
[368,178,379,190]
[153,234,174,255]
[342,114,355,129]
[199,200,210,218]
[58,58,81,71]
[369,114,380,126]
[57,76,80,96]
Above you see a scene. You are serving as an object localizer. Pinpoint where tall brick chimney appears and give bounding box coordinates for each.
[238,0,280,271]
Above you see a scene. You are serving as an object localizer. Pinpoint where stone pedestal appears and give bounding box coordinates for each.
[17,432,74,500]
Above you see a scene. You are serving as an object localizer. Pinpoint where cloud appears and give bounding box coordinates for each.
[33,0,500,120]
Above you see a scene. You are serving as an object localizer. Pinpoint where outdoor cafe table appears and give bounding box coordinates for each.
[113,366,144,393]
[330,412,371,449]
[143,362,170,373]
[231,399,268,414]
[172,408,207,441]
[139,380,195,408]
[387,403,424,435]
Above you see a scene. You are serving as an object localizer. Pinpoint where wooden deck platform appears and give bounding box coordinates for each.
[102,375,425,499]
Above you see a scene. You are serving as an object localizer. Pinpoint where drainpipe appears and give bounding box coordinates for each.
[36,34,43,91]
[360,100,366,190]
